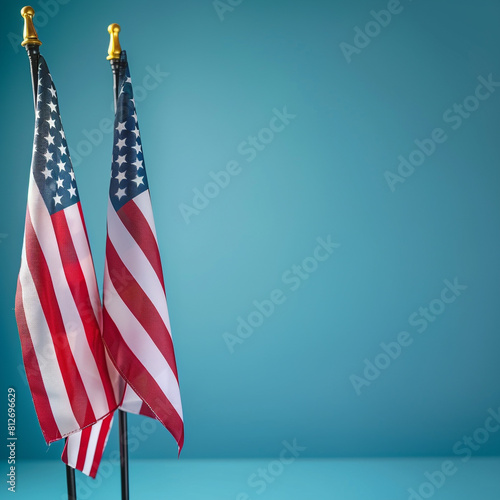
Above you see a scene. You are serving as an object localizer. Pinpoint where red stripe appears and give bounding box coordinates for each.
[89,414,114,478]
[139,402,156,419]
[61,440,69,464]
[118,199,165,292]
[52,208,116,411]
[105,237,179,380]
[77,202,92,251]
[76,426,91,472]
[24,209,94,429]
[103,308,184,450]
[15,278,62,443]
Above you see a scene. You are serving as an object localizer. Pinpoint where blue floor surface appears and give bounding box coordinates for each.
[8,457,500,499]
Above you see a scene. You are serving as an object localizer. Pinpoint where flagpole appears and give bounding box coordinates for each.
[107,23,130,500]
[21,6,40,111]
[21,6,78,500]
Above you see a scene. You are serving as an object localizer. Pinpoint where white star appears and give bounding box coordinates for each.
[131,111,137,122]
[49,86,57,97]
[47,101,57,113]
[43,150,53,162]
[131,97,135,105]
[116,137,127,149]
[56,177,64,188]
[36,109,40,119]
[133,159,143,170]
[53,193,63,206]
[132,175,144,186]
[132,127,140,138]
[69,170,75,181]
[125,76,132,84]
[45,133,55,145]
[115,171,127,183]
[57,160,66,171]
[47,117,56,129]
[115,154,127,167]
[68,186,77,198]
[41,166,52,179]
[115,187,127,199]
[60,130,65,139]
[58,144,67,156]
[116,122,127,133]
[132,143,141,154]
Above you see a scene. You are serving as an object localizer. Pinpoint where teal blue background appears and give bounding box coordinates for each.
[1,0,500,472]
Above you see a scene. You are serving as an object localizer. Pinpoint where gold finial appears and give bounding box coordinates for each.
[107,23,122,60]
[21,6,42,46]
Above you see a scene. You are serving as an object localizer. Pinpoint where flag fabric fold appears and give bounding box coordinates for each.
[102,51,184,452]
[62,413,115,478]
[15,56,118,476]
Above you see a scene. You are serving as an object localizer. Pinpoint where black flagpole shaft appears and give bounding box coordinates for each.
[111,58,120,111]
[66,460,77,500]
[110,55,130,500]
[118,410,130,500]
[25,44,39,110]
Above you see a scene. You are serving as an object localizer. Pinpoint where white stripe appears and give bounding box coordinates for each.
[82,420,102,476]
[64,204,102,328]
[104,265,182,418]
[120,385,144,414]
[65,430,82,468]
[133,190,158,242]
[103,323,126,405]
[28,174,110,419]
[19,236,79,436]
[107,199,171,333]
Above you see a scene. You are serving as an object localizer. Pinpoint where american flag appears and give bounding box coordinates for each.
[63,412,114,477]
[102,51,184,451]
[15,56,117,476]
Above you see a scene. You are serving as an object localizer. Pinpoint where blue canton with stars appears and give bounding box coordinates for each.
[33,56,79,215]
[110,51,149,212]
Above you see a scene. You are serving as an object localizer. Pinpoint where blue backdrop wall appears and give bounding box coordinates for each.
[1,0,500,463]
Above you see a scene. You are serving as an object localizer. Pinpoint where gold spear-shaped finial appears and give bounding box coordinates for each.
[21,6,42,46]
[107,23,122,60]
